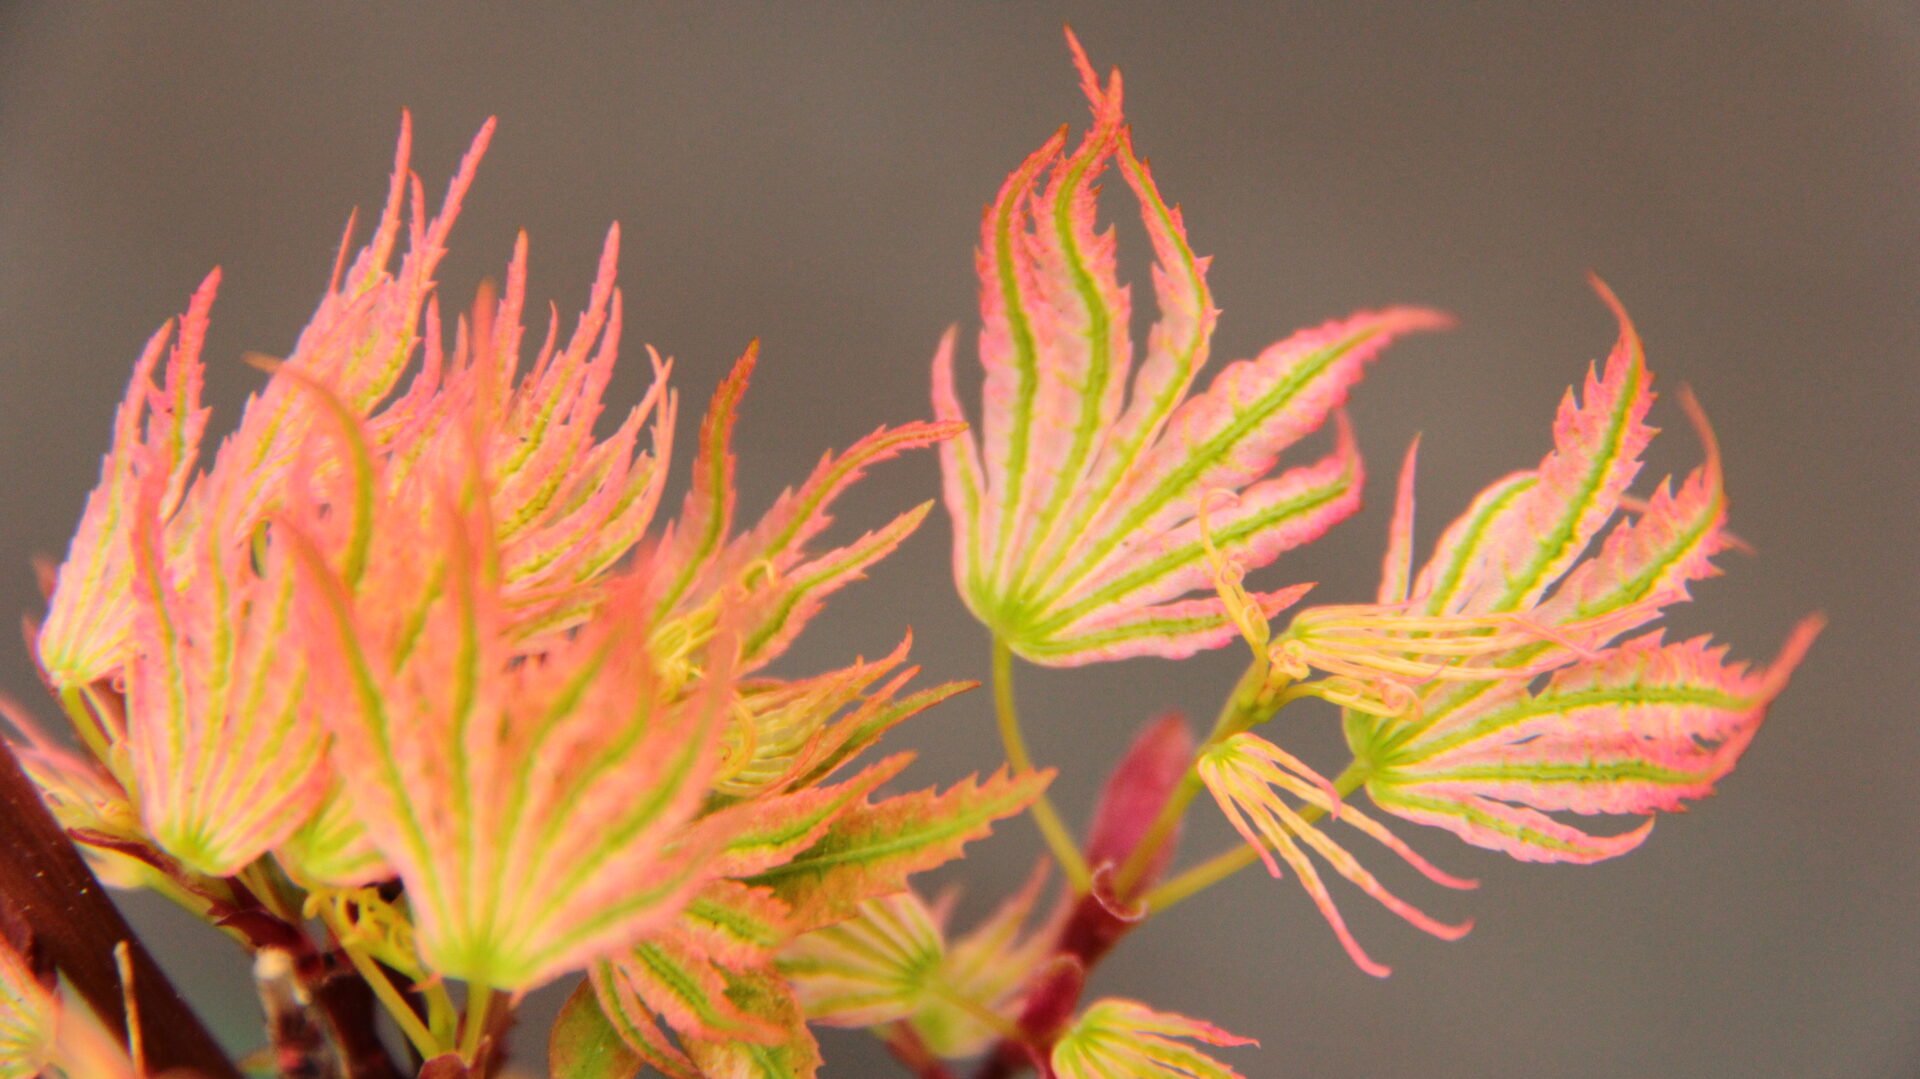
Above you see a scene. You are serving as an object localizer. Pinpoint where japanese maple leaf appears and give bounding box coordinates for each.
[1050,999,1254,1079]
[1205,281,1819,975]
[933,32,1446,665]
[1332,281,1820,864]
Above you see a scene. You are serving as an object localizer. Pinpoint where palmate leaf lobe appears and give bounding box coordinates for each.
[38,270,215,690]
[747,768,1052,933]
[1360,621,1820,863]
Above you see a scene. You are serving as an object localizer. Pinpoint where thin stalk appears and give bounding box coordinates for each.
[1145,765,1367,913]
[112,944,145,1076]
[321,905,440,1060]
[1141,844,1262,914]
[459,985,495,1063]
[881,1022,960,1079]
[425,978,460,1047]
[991,637,1091,893]
[929,979,1024,1043]
[237,861,300,924]
[142,868,221,923]
[57,685,116,771]
[1111,656,1284,899]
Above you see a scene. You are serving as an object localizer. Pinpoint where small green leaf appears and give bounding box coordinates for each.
[682,969,821,1079]
[1052,998,1255,1079]
[550,980,641,1079]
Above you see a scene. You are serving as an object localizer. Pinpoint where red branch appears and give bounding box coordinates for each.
[0,738,241,1079]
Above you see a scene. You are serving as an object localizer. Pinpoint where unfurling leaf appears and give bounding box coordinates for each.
[1050,998,1254,1079]
[911,866,1057,1058]
[658,347,962,673]
[124,456,327,877]
[780,892,946,1030]
[1198,733,1474,978]
[779,865,1054,1058]
[37,271,215,691]
[295,500,730,989]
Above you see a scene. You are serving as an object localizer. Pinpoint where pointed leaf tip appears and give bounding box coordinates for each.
[1062,26,1110,109]
[1378,434,1422,605]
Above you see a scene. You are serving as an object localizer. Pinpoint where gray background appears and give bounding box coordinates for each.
[1,4,1915,1077]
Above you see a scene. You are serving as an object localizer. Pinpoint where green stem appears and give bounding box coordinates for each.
[459,985,495,1063]
[58,685,117,772]
[425,978,460,1048]
[879,1021,960,1079]
[929,978,1024,1043]
[237,860,301,924]
[1111,655,1282,899]
[1144,765,1367,913]
[1141,844,1261,914]
[321,905,441,1060]
[991,637,1092,894]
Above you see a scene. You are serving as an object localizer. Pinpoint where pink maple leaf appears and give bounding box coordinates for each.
[934,31,1447,666]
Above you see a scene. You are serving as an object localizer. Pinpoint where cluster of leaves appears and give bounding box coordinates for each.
[1203,285,1821,977]
[0,29,1817,1079]
[3,114,1042,1079]
[912,31,1817,1077]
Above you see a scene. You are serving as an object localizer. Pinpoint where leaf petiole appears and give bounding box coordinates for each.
[992,636,1092,893]
[319,901,442,1060]
[459,984,495,1063]
[1111,655,1286,899]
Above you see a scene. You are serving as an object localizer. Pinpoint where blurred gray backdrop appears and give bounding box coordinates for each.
[2,4,1915,1077]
